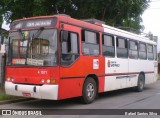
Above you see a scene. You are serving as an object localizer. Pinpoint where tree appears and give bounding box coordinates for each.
[0,0,150,32]
[146,31,154,40]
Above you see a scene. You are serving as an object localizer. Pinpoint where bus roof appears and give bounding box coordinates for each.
[102,24,157,45]
[12,14,157,45]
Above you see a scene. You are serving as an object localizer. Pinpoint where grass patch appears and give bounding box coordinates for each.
[0,93,21,101]
[0,87,22,101]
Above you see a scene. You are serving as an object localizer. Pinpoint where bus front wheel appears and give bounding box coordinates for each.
[136,74,145,92]
[81,77,97,104]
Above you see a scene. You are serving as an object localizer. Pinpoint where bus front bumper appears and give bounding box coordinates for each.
[5,82,59,100]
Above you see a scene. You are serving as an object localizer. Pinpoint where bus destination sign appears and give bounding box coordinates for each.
[10,17,57,30]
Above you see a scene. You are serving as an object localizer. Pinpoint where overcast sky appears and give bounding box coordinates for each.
[142,0,160,52]
[2,1,160,51]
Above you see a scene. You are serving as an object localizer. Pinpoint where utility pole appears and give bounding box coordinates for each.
[0,28,7,90]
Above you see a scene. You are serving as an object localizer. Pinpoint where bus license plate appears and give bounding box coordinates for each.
[22,92,31,97]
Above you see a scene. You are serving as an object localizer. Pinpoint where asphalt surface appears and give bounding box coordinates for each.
[0,80,160,118]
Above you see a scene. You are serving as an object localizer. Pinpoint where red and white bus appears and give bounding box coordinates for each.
[5,14,158,104]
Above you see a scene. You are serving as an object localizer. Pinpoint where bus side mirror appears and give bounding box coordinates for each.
[61,30,68,41]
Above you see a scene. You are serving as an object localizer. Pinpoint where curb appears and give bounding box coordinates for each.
[0,98,35,105]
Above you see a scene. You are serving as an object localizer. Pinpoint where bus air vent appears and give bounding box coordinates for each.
[82,19,105,25]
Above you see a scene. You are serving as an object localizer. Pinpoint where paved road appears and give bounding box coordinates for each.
[0,81,160,118]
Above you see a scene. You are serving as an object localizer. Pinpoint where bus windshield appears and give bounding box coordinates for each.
[8,29,58,66]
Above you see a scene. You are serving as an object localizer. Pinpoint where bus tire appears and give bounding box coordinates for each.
[135,74,145,92]
[81,77,97,104]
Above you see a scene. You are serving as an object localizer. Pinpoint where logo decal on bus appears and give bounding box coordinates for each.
[93,59,99,69]
[108,60,120,68]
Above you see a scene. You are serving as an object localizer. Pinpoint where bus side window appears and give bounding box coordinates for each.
[129,40,138,59]
[148,44,154,60]
[102,34,115,57]
[82,30,99,56]
[61,31,79,66]
[139,42,147,60]
[116,37,128,58]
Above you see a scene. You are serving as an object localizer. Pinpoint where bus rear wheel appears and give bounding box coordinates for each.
[135,74,145,92]
[81,77,97,104]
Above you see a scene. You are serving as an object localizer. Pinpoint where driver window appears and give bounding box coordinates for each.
[61,31,79,66]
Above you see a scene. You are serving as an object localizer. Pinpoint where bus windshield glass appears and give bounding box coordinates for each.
[8,29,57,66]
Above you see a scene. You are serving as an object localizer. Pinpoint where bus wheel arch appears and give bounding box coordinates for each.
[136,72,145,92]
[81,74,99,104]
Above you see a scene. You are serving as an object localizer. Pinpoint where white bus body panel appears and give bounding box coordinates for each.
[103,25,157,92]
[104,58,129,91]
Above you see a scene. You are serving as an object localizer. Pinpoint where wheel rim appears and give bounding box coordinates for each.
[87,83,95,99]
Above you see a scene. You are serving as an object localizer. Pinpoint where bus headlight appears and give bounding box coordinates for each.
[41,79,56,84]
[41,79,45,83]
[11,78,14,82]
[46,79,50,84]
[7,77,11,81]
[46,79,56,84]
[7,77,14,82]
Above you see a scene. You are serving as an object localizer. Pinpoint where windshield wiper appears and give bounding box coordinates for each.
[33,27,44,39]
[25,27,44,65]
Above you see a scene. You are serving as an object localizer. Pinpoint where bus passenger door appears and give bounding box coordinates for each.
[59,23,83,99]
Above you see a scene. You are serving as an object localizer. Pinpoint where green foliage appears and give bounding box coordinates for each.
[0,93,20,101]
[0,0,150,32]
[146,32,154,40]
